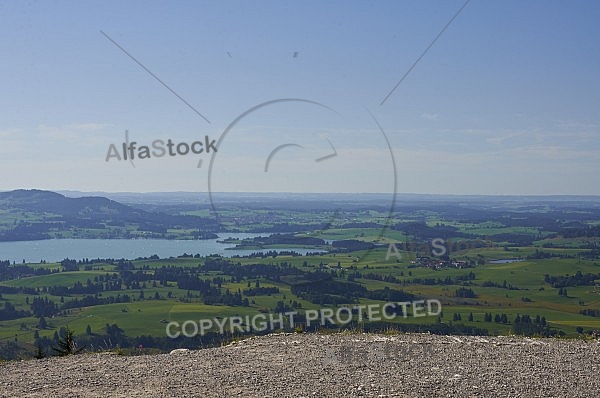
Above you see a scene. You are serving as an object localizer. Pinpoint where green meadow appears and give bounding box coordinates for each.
[2,242,599,349]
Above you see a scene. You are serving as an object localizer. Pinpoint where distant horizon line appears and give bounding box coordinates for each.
[2,188,600,198]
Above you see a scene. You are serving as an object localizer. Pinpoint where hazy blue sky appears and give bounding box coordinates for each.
[1,0,599,194]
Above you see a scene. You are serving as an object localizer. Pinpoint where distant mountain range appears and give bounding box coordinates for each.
[0,189,219,241]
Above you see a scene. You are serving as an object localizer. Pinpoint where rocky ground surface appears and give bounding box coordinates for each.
[1,332,599,397]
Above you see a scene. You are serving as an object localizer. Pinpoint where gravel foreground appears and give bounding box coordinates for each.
[1,333,599,398]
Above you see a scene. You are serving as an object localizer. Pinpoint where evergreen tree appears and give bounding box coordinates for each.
[34,343,46,359]
[52,327,84,356]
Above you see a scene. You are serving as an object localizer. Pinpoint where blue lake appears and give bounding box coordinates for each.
[0,234,326,263]
[489,258,525,264]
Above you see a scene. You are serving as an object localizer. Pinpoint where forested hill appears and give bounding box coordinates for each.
[0,189,218,241]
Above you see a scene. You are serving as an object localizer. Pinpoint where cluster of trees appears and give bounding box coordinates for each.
[455,287,477,298]
[527,249,556,259]
[243,286,280,296]
[290,279,414,306]
[331,240,375,252]
[243,250,305,258]
[352,272,401,284]
[35,271,153,297]
[30,297,57,317]
[0,301,30,321]
[411,273,476,286]
[452,312,559,337]
[202,289,249,306]
[60,258,79,271]
[511,314,560,337]
[560,224,600,238]
[242,234,325,246]
[580,309,600,317]
[545,271,600,288]
[0,260,54,282]
[481,280,521,290]
[364,287,414,302]
[291,280,364,305]
[355,272,477,287]
[390,222,464,240]
[156,274,245,306]
[273,300,301,313]
[0,221,53,241]
[483,312,509,323]
[201,257,304,280]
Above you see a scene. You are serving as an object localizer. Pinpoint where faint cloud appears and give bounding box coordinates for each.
[69,123,110,132]
[486,121,600,149]
[420,113,438,120]
[506,145,600,161]
[0,128,20,138]
[37,123,111,142]
[461,129,487,136]
[37,124,75,141]
[486,130,527,145]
